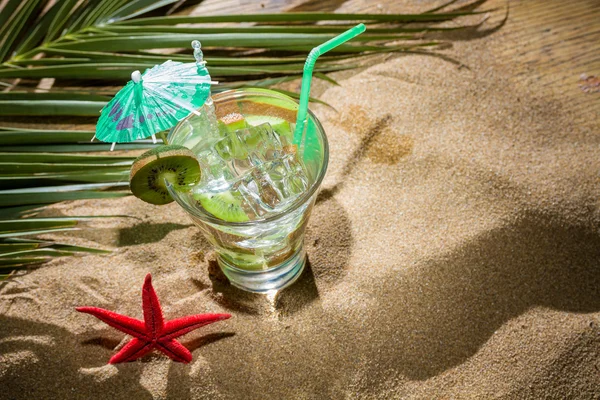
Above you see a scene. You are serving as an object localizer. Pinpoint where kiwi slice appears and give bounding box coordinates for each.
[239,96,298,122]
[217,113,249,159]
[218,112,248,132]
[245,115,293,143]
[195,191,249,222]
[129,145,201,205]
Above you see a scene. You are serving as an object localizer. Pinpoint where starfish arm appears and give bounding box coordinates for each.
[162,313,231,340]
[157,338,192,363]
[76,306,147,338]
[142,274,164,337]
[109,337,154,364]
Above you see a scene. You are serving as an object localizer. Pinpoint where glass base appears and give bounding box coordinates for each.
[217,245,306,293]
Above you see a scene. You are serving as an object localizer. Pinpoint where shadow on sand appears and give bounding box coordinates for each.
[185,111,401,317]
[0,316,150,399]
[0,314,234,399]
[118,222,191,246]
[360,211,600,381]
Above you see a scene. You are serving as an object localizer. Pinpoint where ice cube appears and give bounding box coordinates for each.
[192,122,309,220]
[169,100,221,153]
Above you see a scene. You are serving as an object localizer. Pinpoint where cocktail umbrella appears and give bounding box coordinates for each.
[95,41,215,150]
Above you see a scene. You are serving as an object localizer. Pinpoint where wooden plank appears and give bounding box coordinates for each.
[494,0,600,123]
[339,0,600,122]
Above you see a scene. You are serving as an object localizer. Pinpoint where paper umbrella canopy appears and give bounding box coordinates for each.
[95,42,215,148]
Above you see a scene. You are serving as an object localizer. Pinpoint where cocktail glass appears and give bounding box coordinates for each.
[167,88,328,293]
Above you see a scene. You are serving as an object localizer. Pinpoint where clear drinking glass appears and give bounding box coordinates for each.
[167,88,329,293]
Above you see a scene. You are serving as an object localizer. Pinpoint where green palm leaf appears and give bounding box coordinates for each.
[116,11,488,25]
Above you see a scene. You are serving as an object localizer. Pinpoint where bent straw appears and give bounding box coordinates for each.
[293,23,366,146]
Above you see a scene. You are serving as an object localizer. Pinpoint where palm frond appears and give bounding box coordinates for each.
[0,235,111,275]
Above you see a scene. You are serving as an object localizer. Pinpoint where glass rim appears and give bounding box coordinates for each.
[169,88,329,227]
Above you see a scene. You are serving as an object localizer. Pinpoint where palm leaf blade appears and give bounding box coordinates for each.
[14,0,61,55]
[0,249,75,258]
[0,153,133,163]
[0,163,130,174]
[0,218,79,233]
[107,0,179,23]
[0,258,49,268]
[117,11,487,25]
[0,243,41,252]
[0,0,45,62]
[0,188,129,207]
[0,127,95,145]
[0,100,106,116]
[44,34,337,51]
[45,0,85,42]
[0,0,23,28]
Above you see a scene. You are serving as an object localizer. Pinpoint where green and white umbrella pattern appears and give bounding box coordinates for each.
[95,41,215,149]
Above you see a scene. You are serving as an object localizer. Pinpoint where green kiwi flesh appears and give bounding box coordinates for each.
[217,112,249,159]
[245,115,293,143]
[195,191,249,222]
[218,112,248,132]
[129,145,201,205]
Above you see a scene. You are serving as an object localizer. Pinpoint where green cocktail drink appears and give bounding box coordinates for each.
[167,88,328,293]
[102,25,364,293]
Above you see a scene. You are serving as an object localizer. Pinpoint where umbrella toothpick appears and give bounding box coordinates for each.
[110,142,116,151]
[192,40,205,65]
[152,134,157,144]
[132,70,142,84]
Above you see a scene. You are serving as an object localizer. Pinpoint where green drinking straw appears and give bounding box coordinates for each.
[293,23,366,147]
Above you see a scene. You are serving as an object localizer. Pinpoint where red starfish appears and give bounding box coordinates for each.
[77,274,231,364]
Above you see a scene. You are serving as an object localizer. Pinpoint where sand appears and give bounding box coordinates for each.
[1,1,600,399]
